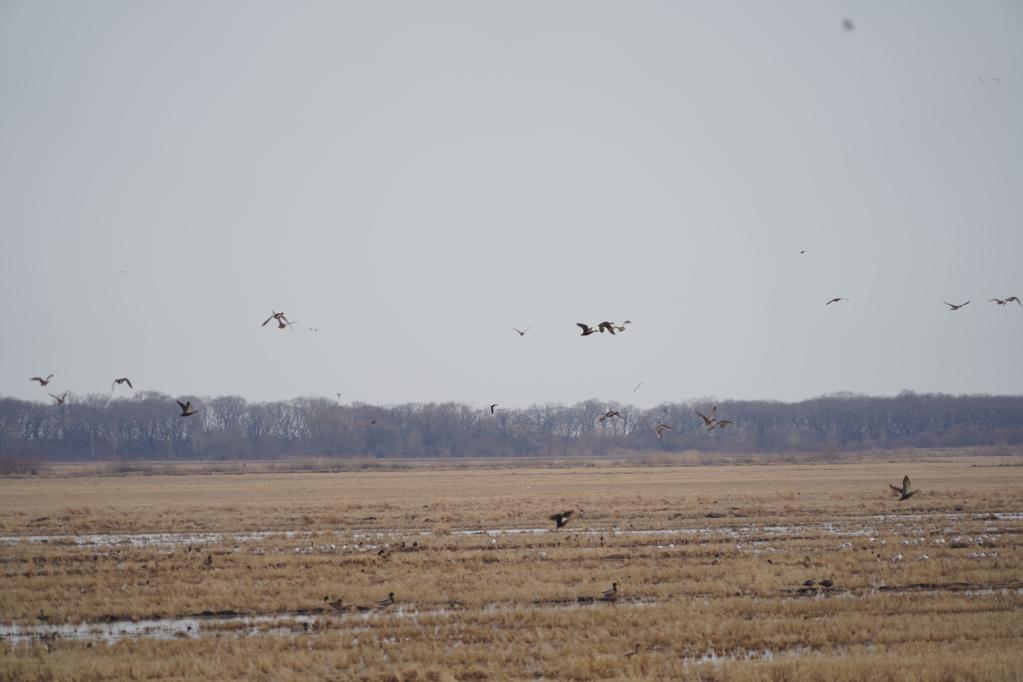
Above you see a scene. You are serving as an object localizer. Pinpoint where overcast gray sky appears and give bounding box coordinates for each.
[1,1,1021,408]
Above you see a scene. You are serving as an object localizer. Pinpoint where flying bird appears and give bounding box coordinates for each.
[597,409,621,423]
[633,382,643,392]
[576,323,598,336]
[601,582,618,602]
[825,298,849,306]
[489,403,498,414]
[990,298,1006,306]
[49,392,68,405]
[512,326,531,336]
[655,424,672,439]
[842,17,855,31]
[1006,296,1021,307]
[261,311,287,326]
[550,510,574,530]
[112,377,133,390]
[943,301,970,311]
[30,375,54,386]
[708,419,734,431]
[889,475,917,501]
[176,400,197,417]
[800,250,807,255]
[598,321,616,335]
[376,592,395,609]
[696,407,717,427]
[613,321,632,333]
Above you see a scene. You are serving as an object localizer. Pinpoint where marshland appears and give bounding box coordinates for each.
[2,452,1022,680]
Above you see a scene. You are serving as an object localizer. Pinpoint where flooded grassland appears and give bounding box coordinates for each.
[1,456,1022,680]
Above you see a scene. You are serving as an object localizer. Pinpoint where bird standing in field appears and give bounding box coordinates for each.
[550,510,574,530]
[820,578,834,589]
[30,375,54,386]
[601,582,618,601]
[177,400,197,417]
[943,300,970,311]
[512,326,531,336]
[112,377,133,390]
[49,392,68,405]
[655,424,672,439]
[576,323,598,336]
[826,297,849,306]
[890,475,917,500]
[376,592,395,609]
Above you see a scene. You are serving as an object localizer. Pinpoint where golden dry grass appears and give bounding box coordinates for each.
[1,455,1022,680]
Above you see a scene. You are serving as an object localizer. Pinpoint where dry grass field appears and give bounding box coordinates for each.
[2,453,1022,680]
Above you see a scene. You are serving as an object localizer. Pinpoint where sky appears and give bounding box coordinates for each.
[1,1,1021,408]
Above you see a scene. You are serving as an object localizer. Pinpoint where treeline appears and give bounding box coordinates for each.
[1,391,1022,462]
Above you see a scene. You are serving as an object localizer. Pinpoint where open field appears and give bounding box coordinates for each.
[2,455,1023,680]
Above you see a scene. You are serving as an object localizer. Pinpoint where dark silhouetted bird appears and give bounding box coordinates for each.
[943,300,970,311]
[49,392,68,405]
[708,419,734,431]
[512,326,531,336]
[112,377,133,390]
[820,578,834,588]
[550,510,574,530]
[261,311,288,327]
[842,18,855,32]
[890,475,917,501]
[1006,296,1021,307]
[598,410,621,423]
[489,404,498,414]
[376,592,395,609]
[826,297,849,305]
[577,323,598,336]
[601,582,618,601]
[30,375,54,386]
[177,400,197,417]
[655,424,672,439]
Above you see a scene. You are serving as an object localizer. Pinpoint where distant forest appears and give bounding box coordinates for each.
[2,391,1022,463]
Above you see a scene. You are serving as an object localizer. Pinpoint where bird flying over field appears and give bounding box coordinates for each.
[943,300,970,311]
[489,403,498,414]
[708,419,734,431]
[696,407,717,427]
[597,409,621,423]
[176,400,197,417]
[825,298,849,305]
[550,510,574,530]
[112,377,133,390]
[601,582,618,601]
[577,323,598,336]
[655,424,672,439]
[889,475,917,500]
[49,392,68,405]
[512,326,531,336]
[30,375,54,386]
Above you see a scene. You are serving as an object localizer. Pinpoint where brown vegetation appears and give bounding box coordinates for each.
[1,456,1022,680]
